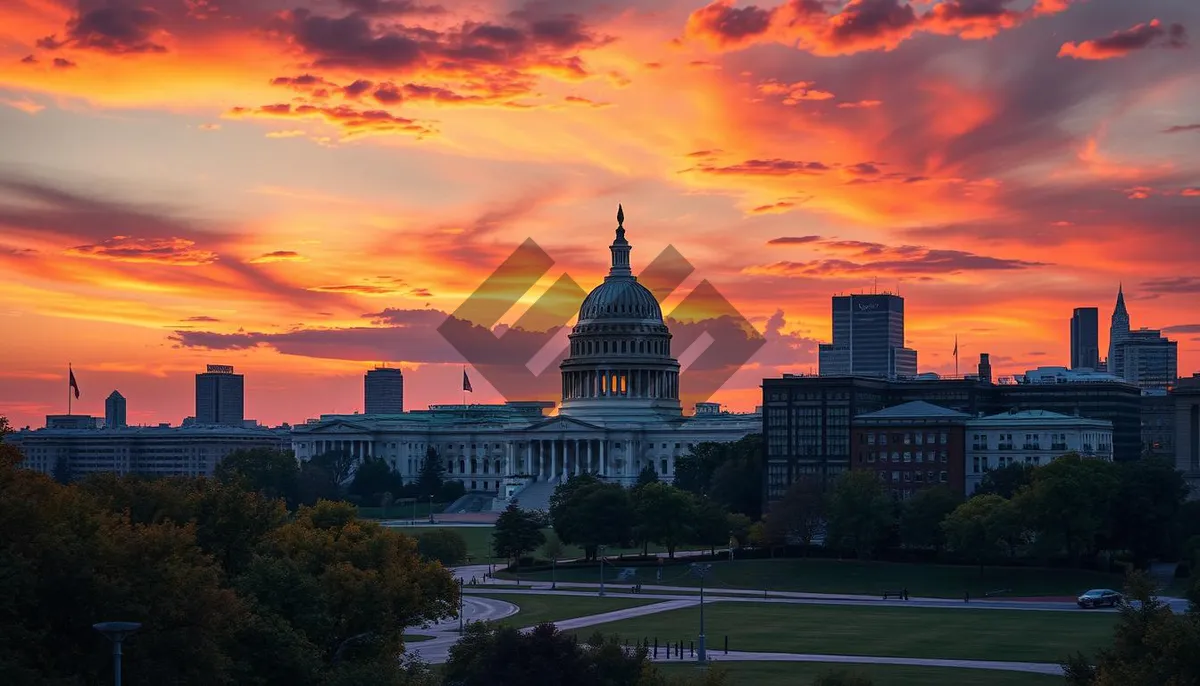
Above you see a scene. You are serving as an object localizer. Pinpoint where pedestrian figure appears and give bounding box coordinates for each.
[964,591,970,602]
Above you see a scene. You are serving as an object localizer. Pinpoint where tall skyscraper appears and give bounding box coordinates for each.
[195,364,245,426]
[1108,285,1131,379]
[105,390,127,428]
[365,366,404,414]
[818,293,918,378]
[1070,307,1100,370]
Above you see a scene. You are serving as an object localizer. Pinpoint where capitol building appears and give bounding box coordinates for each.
[291,208,761,511]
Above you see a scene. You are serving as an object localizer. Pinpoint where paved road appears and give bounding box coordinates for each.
[655,651,1064,676]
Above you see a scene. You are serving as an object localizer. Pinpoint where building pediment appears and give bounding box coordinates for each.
[299,420,374,434]
[521,415,607,433]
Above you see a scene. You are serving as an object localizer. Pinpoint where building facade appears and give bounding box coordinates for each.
[195,364,245,426]
[965,410,1113,495]
[1174,375,1200,498]
[1071,307,1100,370]
[1119,329,1178,391]
[818,294,918,379]
[1141,390,1175,460]
[763,361,1142,508]
[365,366,404,414]
[105,390,127,428]
[292,210,760,512]
[6,424,291,479]
[851,401,969,498]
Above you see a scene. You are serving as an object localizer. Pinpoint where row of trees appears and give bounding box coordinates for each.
[489,474,752,566]
[762,453,1197,568]
[0,437,458,685]
[214,447,466,513]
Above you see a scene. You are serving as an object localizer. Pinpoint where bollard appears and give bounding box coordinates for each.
[724,635,728,655]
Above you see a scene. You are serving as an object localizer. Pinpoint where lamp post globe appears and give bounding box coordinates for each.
[93,621,141,686]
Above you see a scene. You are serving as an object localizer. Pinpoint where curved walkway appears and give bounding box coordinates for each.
[408,563,1108,675]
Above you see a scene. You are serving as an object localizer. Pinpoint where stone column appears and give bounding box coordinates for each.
[586,439,593,473]
[574,439,582,477]
[599,439,606,477]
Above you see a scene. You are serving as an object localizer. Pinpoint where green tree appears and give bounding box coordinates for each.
[973,461,1035,499]
[727,512,752,547]
[633,482,695,558]
[690,494,732,553]
[493,502,545,565]
[311,448,356,487]
[942,494,1018,572]
[541,530,565,562]
[417,528,469,566]
[825,470,893,559]
[416,447,445,499]
[349,457,405,502]
[1063,571,1200,685]
[444,623,667,686]
[549,474,635,561]
[708,434,765,520]
[764,478,826,549]
[1110,458,1189,566]
[51,456,72,484]
[1014,453,1119,562]
[899,485,962,551]
[636,463,660,487]
[215,447,299,506]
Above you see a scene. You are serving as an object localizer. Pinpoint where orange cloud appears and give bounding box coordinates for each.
[1,97,44,114]
[248,251,308,264]
[225,103,433,139]
[63,236,219,266]
[684,0,1075,56]
[1058,19,1188,60]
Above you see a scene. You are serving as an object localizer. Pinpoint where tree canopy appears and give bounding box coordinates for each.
[0,446,457,686]
[549,475,635,561]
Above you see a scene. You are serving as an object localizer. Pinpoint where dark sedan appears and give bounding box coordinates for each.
[1077,589,1122,609]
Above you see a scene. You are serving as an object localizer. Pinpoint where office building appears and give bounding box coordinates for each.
[851,401,969,498]
[1174,375,1200,498]
[365,366,404,414]
[195,364,245,426]
[45,415,101,430]
[1108,285,1130,380]
[105,390,127,428]
[763,361,1142,507]
[1118,329,1178,391]
[5,424,291,479]
[818,293,918,379]
[1071,307,1100,370]
[1142,390,1175,459]
[965,410,1113,495]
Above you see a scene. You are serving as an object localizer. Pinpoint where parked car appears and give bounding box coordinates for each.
[1077,589,1122,609]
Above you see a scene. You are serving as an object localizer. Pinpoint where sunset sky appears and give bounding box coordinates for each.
[1,0,1198,429]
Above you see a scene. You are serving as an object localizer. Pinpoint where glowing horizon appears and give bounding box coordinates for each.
[1,0,1197,429]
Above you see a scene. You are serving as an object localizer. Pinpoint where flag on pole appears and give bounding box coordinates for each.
[462,369,473,393]
[69,367,80,399]
[952,336,958,357]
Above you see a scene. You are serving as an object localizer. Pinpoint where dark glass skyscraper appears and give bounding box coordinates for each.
[1070,307,1099,370]
[364,366,404,414]
[105,390,127,428]
[818,294,917,378]
[195,365,245,426]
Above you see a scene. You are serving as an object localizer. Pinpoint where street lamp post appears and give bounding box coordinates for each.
[552,556,557,590]
[458,578,465,634]
[411,497,416,524]
[690,563,712,664]
[93,621,141,686]
[428,494,435,523]
[598,545,606,597]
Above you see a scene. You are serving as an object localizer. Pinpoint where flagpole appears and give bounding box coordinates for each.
[954,337,959,378]
[68,363,72,416]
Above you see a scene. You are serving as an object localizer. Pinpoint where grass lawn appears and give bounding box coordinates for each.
[505,557,1124,599]
[360,501,445,519]
[474,592,663,627]
[569,601,1114,664]
[658,662,1061,686]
